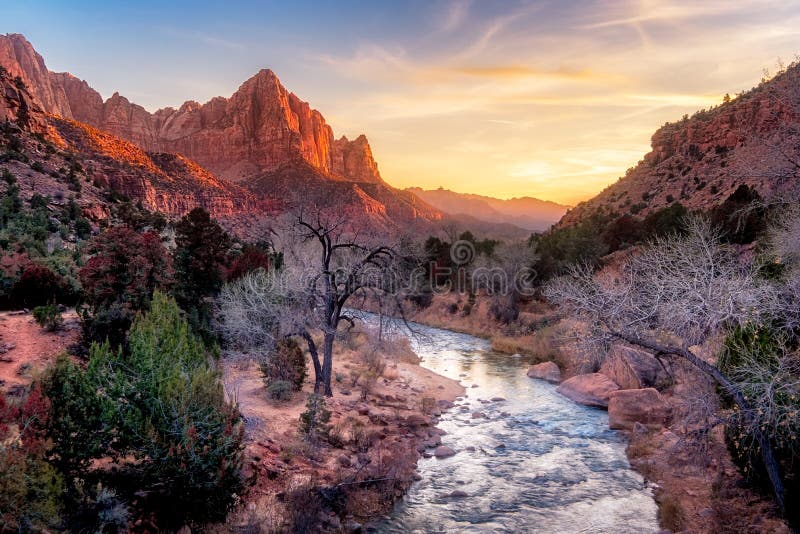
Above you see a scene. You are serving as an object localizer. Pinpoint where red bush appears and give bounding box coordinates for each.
[10,263,64,308]
[79,226,172,311]
[226,246,271,281]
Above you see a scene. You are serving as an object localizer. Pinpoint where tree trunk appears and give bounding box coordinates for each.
[321,332,335,397]
[301,332,323,394]
[612,331,786,515]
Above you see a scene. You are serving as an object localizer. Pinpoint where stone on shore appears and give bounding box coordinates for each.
[527,361,562,383]
[599,343,668,390]
[556,373,619,408]
[434,445,456,458]
[608,388,671,430]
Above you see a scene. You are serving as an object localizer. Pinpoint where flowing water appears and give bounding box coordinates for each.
[369,319,660,533]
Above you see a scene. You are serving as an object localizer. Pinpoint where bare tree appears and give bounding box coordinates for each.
[544,217,788,513]
[217,211,411,396]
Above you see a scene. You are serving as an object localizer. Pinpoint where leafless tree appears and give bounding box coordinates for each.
[217,211,414,396]
[544,217,788,513]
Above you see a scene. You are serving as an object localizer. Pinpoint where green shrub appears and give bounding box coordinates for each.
[266,380,293,401]
[32,304,62,331]
[299,394,331,444]
[261,338,307,391]
[87,292,244,522]
[0,387,65,531]
[37,294,244,527]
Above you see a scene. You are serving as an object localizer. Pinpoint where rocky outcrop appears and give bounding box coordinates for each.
[0,33,441,228]
[556,373,619,408]
[559,62,800,227]
[51,117,265,218]
[608,388,671,430]
[527,361,562,383]
[599,344,669,390]
[332,134,382,183]
[0,33,71,117]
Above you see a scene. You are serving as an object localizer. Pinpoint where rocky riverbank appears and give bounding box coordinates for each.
[220,326,464,532]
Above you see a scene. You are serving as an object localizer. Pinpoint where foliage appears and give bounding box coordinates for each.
[530,212,611,281]
[84,292,244,521]
[79,226,171,312]
[174,207,231,301]
[720,325,800,521]
[33,304,63,331]
[709,185,766,244]
[225,243,272,281]
[0,387,65,531]
[266,380,293,401]
[261,338,307,391]
[78,303,132,350]
[299,394,331,444]
[173,208,231,341]
[9,263,65,308]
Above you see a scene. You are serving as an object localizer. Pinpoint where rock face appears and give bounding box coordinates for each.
[0,34,71,117]
[558,62,800,227]
[608,388,671,430]
[599,344,668,390]
[47,67,387,187]
[527,361,562,383]
[0,33,441,228]
[50,117,266,218]
[556,373,619,408]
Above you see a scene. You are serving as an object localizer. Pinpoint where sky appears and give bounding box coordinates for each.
[3,0,800,204]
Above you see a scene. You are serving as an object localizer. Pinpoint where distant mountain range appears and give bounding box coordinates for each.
[407,187,569,231]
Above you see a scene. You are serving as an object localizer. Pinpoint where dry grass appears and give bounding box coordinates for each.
[658,495,686,532]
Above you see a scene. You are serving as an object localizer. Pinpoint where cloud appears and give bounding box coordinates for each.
[439,0,471,32]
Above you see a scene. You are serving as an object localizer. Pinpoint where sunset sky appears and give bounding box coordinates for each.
[5,0,800,204]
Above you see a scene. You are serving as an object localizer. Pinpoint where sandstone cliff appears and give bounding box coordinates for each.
[0,33,438,228]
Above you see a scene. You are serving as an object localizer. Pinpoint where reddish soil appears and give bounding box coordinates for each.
[0,310,79,395]
[221,328,463,532]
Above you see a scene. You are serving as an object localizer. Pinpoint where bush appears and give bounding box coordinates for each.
[87,293,244,522]
[79,226,171,312]
[299,394,331,444]
[78,303,132,349]
[261,338,306,391]
[10,263,64,308]
[0,387,65,531]
[266,380,293,401]
[33,304,62,331]
[720,324,800,524]
[41,294,244,526]
[225,244,271,281]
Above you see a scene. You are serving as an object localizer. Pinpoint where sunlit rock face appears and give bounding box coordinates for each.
[0,33,71,117]
[0,33,441,228]
[43,62,385,187]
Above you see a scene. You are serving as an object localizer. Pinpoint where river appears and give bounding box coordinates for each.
[369,318,660,533]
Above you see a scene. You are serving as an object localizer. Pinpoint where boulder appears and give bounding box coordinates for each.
[527,361,561,383]
[433,446,456,458]
[608,388,671,430]
[599,343,668,390]
[556,373,619,408]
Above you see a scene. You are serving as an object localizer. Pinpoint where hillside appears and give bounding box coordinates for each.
[408,187,568,231]
[0,33,441,230]
[559,62,800,226]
